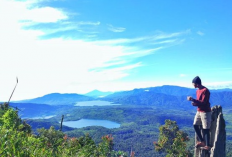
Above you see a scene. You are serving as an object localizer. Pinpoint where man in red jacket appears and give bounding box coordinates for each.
[187,76,211,150]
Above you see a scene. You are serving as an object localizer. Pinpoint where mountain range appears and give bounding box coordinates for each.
[9,85,232,118]
[16,93,94,105]
[6,85,232,157]
[103,85,232,109]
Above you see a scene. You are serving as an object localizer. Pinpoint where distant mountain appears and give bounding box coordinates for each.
[103,85,196,99]
[10,103,61,118]
[103,85,232,109]
[17,93,94,105]
[103,91,192,110]
[210,88,232,93]
[144,85,196,96]
[210,91,232,108]
[133,85,232,96]
[13,85,232,114]
[84,90,113,98]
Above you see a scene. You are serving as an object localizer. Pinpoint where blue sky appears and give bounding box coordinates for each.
[1,0,232,100]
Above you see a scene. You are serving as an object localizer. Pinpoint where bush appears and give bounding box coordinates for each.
[154,119,193,157]
[0,104,127,157]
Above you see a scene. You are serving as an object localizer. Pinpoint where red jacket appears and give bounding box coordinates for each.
[193,86,211,112]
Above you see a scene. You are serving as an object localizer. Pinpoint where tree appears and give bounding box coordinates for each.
[154,119,192,157]
[0,104,127,157]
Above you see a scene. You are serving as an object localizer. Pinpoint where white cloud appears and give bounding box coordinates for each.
[0,31,152,101]
[0,0,190,101]
[21,7,68,23]
[107,24,126,32]
[205,81,232,89]
[197,31,205,36]
[75,81,167,94]
[93,37,146,45]
[151,39,178,45]
[152,29,191,40]
[1,0,67,25]
[180,74,187,77]
[93,33,186,46]
[78,21,101,26]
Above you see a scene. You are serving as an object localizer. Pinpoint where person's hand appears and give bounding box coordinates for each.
[187,96,193,101]
[192,102,197,106]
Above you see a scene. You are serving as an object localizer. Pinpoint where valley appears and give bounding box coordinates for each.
[10,85,232,156]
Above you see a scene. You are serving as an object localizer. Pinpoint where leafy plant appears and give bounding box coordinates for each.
[154,119,193,157]
[0,104,127,157]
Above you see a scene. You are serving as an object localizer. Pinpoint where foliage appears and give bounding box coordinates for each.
[12,103,232,156]
[154,119,193,157]
[0,104,127,157]
[226,141,232,157]
[29,105,194,156]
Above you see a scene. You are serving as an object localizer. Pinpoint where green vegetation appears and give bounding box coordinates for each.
[154,120,193,157]
[226,141,232,157]
[3,102,232,156]
[4,85,232,156]
[52,105,195,156]
[223,110,232,157]
[224,110,232,140]
[51,105,231,156]
[0,103,127,157]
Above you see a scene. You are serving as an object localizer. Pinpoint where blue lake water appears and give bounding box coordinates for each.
[74,100,121,106]
[62,119,120,129]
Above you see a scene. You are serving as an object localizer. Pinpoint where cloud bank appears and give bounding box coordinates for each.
[0,0,190,100]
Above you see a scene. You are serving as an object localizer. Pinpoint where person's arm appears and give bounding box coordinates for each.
[192,90,209,106]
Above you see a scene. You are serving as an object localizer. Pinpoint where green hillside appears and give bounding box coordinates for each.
[6,85,232,156]
[0,103,127,157]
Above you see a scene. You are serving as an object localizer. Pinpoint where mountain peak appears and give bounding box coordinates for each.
[85,90,113,98]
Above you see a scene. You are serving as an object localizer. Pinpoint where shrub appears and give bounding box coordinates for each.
[0,104,127,157]
[154,119,192,157]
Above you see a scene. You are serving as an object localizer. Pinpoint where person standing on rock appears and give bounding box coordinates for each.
[187,76,211,150]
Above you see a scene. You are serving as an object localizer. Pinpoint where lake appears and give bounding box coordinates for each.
[62,119,120,129]
[74,100,121,106]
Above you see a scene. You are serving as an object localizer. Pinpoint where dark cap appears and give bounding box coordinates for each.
[192,76,201,85]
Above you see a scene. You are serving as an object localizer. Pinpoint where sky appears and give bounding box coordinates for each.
[1,0,232,101]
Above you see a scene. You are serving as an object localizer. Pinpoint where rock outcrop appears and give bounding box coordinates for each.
[194,105,226,157]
